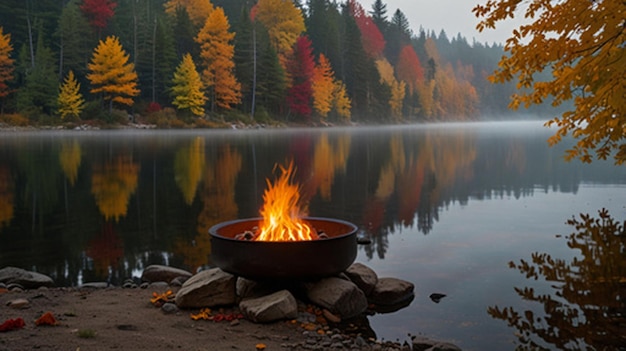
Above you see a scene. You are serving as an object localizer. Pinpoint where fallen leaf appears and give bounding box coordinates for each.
[35,311,58,326]
[150,290,174,307]
[256,343,266,350]
[0,318,25,332]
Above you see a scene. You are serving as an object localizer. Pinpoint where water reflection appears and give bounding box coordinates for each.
[488,209,626,350]
[0,123,623,288]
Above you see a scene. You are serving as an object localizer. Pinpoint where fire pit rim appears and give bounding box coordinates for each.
[208,216,358,242]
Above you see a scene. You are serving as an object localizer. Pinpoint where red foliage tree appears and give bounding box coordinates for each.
[348,0,385,58]
[286,36,315,118]
[396,44,424,95]
[81,0,117,34]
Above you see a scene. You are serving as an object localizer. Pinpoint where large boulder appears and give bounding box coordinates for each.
[368,277,414,306]
[239,290,298,323]
[344,263,378,296]
[0,267,54,289]
[305,277,367,319]
[175,268,236,308]
[141,265,192,284]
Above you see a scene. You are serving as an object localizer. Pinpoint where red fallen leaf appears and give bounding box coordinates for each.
[35,312,57,326]
[0,318,25,332]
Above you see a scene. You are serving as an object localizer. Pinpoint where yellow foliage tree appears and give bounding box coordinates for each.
[57,70,85,120]
[195,7,241,110]
[59,140,82,186]
[164,0,214,28]
[0,26,15,110]
[91,155,140,221]
[174,137,205,205]
[474,0,626,164]
[311,54,335,118]
[253,0,305,65]
[171,53,206,117]
[376,58,405,120]
[87,36,140,111]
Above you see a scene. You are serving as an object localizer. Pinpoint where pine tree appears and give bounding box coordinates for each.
[87,36,140,111]
[0,26,15,114]
[195,7,241,111]
[17,29,58,117]
[58,70,85,120]
[171,53,206,117]
[56,0,93,78]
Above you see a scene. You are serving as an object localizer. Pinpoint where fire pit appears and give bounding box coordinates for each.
[209,217,358,280]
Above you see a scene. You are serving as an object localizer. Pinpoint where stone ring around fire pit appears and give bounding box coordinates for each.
[209,217,358,280]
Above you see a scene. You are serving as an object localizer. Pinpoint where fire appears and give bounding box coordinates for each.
[255,162,318,241]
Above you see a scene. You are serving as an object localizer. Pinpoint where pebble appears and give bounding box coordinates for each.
[161,302,178,314]
[6,298,30,309]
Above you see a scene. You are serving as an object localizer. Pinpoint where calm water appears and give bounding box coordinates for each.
[1,121,624,350]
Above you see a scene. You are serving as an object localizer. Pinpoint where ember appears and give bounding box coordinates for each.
[235,228,328,241]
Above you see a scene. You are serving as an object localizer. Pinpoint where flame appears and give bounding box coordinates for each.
[256,162,317,241]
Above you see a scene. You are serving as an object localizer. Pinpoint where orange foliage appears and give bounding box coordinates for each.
[0,27,14,99]
[35,312,57,326]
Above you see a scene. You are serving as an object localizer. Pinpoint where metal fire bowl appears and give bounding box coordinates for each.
[209,217,358,280]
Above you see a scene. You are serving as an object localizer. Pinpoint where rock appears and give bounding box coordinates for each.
[6,298,30,309]
[79,282,109,289]
[412,336,462,351]
[141,265,192,284]
[175,268,236,308]
[344,263,378,296]
[429,293,446,303]
[161,302,179,314]
[305,277,367,319]
[239,289,298,323]
[368,277,414,306]
[0,267,54,289]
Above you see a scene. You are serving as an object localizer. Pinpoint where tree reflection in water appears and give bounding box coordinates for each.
[488,209,626,350]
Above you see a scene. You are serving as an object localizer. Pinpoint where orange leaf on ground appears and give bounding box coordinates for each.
[35,312,57,326]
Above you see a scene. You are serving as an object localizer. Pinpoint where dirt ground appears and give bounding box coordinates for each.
[0,286,334,351]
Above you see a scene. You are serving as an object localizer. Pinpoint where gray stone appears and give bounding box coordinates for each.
[344,263,378,296]
[141,265,192,284]
[79,282,109,289]
[0,267,54,289]
[368,277,414,305]
[6,298,30,309]
[412,336,461,351]
[175,268,236,308]
[239,289,298,323]
[161,302,179,314]
[305,277,368,319]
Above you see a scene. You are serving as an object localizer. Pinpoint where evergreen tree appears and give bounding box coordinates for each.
[56,0,93,79]
[369,0,388,35]
[17,29,58,118]
[255,41,286,116]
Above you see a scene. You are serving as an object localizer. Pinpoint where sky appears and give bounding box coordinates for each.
[364,0,523,45]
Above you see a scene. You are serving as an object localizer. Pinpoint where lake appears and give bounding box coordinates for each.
[1,121,624,350]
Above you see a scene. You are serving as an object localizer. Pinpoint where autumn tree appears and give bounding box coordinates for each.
[87,36,140,112]
[311,54,334,118]
[348,0,385,58]
[164,0,214,29]
[252,0,305,65]
[376,58,405,120]
[80,0,117,37]
[0,26,14,114]
[331,79,351,121]
[474,0,626,164]
[58,70,85,120]
[195,7,241,111]
[171,53,206,117]
[286,35,315,118]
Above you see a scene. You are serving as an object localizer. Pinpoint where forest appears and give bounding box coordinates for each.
[0,0,558,127]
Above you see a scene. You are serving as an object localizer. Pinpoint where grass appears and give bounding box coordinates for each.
[77,329,97,339]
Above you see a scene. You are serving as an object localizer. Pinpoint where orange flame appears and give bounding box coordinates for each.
[256,162,317,241]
